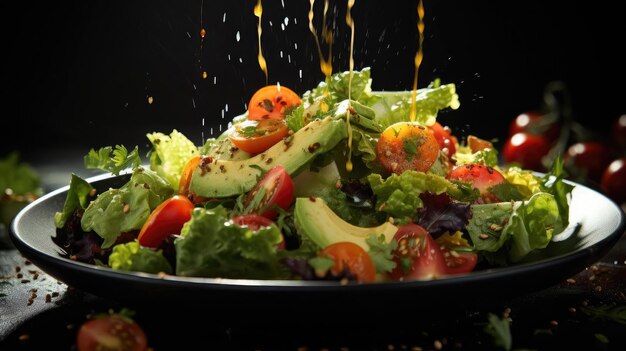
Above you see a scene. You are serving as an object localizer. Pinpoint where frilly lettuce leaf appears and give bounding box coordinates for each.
[147,129,200,190]
[108,241,172,274]
[367,170,473,221]
[81,168,173,248]
[370,79,460,128]
[175,206,286,279]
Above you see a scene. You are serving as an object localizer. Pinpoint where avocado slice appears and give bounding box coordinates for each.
[189,116,347,198]
[294,196,398,251]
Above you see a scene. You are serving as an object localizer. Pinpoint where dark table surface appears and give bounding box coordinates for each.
[2,151,626,351]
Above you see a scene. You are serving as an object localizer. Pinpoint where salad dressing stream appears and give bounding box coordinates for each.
[345,0,356,173]
[308,0,333,112]
[409,0,425,122]
[254,0,269,85]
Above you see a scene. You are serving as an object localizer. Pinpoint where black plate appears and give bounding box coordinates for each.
[10,172,626,310]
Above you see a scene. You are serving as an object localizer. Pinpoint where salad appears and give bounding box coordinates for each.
[53,67,574,283]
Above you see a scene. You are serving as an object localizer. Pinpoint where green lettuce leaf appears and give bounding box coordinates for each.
[54,174,94,228]
[175,206,286,279]
[0,152,42,196]
[303,67,376,107]
[467,192,560,263]
[539,156,574,233]
[370,80,460,128]
[108,241,172,274]
[367,171,475,220]
[147,129,200,190]
[81,168,173,248]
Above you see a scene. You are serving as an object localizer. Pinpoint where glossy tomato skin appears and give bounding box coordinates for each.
[247,85,301,120]
[76,314,148,351]
[228,119,289,154]
[601,158,626,204]
[502,132,552,171]
[245,165,294,219]
[446,163,506,203]
[320,242,376,283]
[509,111,560,141]
[137,195,194,248]
[179,156,201,196]
[428,121,457,156]
[442,250,478,275]
[612,115,626,150]
[389,224,447,281]
[565,142,613,183]
[377,122,440,174]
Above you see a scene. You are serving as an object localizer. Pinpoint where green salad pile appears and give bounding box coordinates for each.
[53,68,574,283]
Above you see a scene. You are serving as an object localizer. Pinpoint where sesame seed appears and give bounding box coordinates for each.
[19,334,29,341]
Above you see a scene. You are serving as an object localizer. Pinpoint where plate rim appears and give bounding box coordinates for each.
[9,172,626,294]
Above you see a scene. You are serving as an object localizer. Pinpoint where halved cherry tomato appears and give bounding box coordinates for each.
[447,163,506,203]
[228,119,289,154]
[319,242,376,283]
[389,224,447,281]
[467,135,494,153]
[502,132,552,171]
[138,195,194,248]
[179,156,201,195]
[232,214,285,249]
[244,165,294,219]
[247,85,301,120]
[441,250,478,275]
[77,313,148,351]
[428,121,457,156]
[376,122,440,174]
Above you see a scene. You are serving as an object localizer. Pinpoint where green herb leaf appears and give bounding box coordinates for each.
[366,234,397,273]
[484,313,512,351]
[84,145,142,175]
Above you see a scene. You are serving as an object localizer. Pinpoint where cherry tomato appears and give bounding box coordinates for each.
[247,85,301,120]
[320,242,376,283]
[428,121,457,156]
[376,122,440,174]
[389,224,447,281]
[502,132,552,171]
[137,195,194,248]
[232,214,285,249]
[76,313,148,351]
[509,111,560,141]
[612,114,626,150]
[447,163,506,203]
[467,135,494,153]
[228,119,289,154]
[565,142,613,183]
[244,165,294,219]
[442,250,478,275]
[601,158,626,204]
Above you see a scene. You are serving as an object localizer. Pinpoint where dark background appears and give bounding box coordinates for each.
[2,0,625,161]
